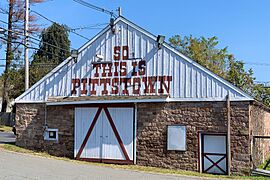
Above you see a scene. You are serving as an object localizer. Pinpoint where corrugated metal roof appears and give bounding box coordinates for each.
[15,16,253,103]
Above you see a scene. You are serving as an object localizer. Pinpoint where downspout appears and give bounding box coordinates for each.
[134,102,137,165]
[226,94,231,176]
[43,104,48,136]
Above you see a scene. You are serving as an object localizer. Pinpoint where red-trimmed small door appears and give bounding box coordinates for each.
[201,134,228,175]
[74,106,134,164]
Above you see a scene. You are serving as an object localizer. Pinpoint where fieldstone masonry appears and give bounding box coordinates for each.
[136,101,251,175]
[250,102,270,167]
[16,103,74,158]
[15,101,270,176]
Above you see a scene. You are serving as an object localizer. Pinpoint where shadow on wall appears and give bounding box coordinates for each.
[15,103,74,158]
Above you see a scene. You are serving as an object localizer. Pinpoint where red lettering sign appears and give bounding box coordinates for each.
[71,45,172,96]
[114,46,121,60]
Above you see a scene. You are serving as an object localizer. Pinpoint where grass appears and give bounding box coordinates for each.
[258,158,270,171]
[0,144,268,180]
[0,125,12,132]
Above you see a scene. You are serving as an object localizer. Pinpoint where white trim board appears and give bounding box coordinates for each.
[42,97,251,106]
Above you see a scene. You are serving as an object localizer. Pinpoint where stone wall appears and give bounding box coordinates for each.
[16,101,253,175]
[136,101,251,175]
[250,102,270,167]
[15,103,74,158]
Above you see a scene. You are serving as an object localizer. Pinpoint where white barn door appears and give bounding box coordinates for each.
[75,107,102,159]
[75,105,134,164]
[102,108,134,161]
[201,134,228,175]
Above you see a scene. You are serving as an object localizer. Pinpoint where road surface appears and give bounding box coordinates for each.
[0,132,15,144]
[0,149,216,180]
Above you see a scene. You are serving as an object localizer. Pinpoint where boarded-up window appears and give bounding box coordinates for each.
[167,125,186,151]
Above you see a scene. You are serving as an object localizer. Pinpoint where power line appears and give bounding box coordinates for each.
[255,81,270,84]
[1,25,74,53]
[0,59,23,61]
[3,24,270,69]
[254,81,270,88]
[27,46,69,60]
[31,10,90,40]
[72,0,117,18]
[0,63,60,68]
[0,36,25,47]
[1,35,69,62]
[28,39,71,58]
[1,12,105,35]
[244,62,270,66]
[69,23,108,32]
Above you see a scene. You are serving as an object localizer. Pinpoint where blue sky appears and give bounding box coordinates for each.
[1,0,270,82]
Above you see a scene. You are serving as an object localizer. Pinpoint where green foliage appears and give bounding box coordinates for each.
[253,85,270,107]
[226,56,255,95]
[3,22,71,99]
[7,64,25,99]
[33,23,70,64]
[30,22,70,86]
[169,35,228,78]
[169,35,270,107]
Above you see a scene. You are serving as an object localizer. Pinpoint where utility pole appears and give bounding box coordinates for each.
[24,0,29,90]
[1,0,13,112]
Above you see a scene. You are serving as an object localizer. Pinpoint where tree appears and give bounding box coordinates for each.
[169,35,270,107]
[1,0,45,112]
[6,64,25,100]
[169,35,229,78]
[1,0,14,112]
[6,23,71,100]
[30,22,70,85]
[226,55,255,95]
[261,88,270,107]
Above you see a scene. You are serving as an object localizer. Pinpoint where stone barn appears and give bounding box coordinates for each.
[14,16,270,175]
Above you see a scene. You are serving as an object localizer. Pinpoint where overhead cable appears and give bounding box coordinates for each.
[0,25,74,53]
[1,34,70,63]
[31,10,90,40]
[72,0,117,18]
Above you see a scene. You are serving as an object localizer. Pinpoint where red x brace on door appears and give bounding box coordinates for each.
[75,107,132,164]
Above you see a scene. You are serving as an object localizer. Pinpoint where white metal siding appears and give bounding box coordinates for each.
[16,17,252,102]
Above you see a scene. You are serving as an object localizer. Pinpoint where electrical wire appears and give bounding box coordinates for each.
[1,9,106,37]
[244,62,270,66]
[0,36,25,47]
[68,24,107,32]
[0,59,23,61]
[1,35,69,64]
[31,10,90,40]
[27,46,69,60]
[72,0,117,18]
[0,25,74,53]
